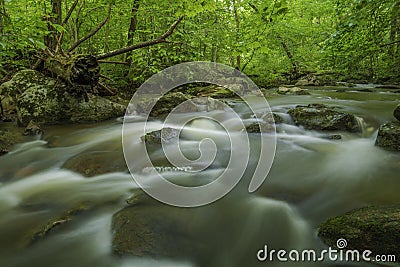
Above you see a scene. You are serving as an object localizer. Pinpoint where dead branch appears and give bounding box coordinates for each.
[68,15,109,52]
[62,0,79,26]
[98,60,129,65]
[98,81,115,95]
[96,16,183,60]
[99,74,114,81]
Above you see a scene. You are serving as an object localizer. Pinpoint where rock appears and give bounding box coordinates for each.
[188,85,237,98]
[246,122,274,133]
[111,195,195,258]
[141,127,180,144]
[394,90,400,94]
[336,82,356,87]
[288,104,360,132]
[295,74,318,86]
[277,86,310,95]
[246,112,283,133]
[394,105,400,121]
[63,151,127,177]
[322,134,342,140]
[30,202,92,245]
[149,92,197,117]
[1,70,126,126]
[318,205,400,259]
[23,120,43,136]
[0,126,25,155]
[375,122,400,151]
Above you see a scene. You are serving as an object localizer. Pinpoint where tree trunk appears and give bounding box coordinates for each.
[232,0,241,70]
[0,0,6,35]
[278,36,299,78]
[126,0,140,66]
[45,0,63,51]
[104,3,112,53]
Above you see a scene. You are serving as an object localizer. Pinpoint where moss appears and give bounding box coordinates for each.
[375,122,400,151]
[318,205,400,259]
[288,104,360,132]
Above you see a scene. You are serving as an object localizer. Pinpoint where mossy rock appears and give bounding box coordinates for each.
[277,86,310,95]
[288,104,360,132]
[318,205,400,259]
[63,151,127,177]
[0,125,26,155]
[140,127,180,145]
[2,70,126,126]
[188,85,237,98]
[375,122,400,151]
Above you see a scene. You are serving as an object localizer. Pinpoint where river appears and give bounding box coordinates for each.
[0,86,399,267]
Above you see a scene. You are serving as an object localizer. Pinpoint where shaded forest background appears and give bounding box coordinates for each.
[0,0,399,90]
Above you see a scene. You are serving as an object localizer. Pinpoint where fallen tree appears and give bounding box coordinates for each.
[33,0,183,100]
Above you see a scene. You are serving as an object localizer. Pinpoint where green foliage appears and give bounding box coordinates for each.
[0,0,399,84]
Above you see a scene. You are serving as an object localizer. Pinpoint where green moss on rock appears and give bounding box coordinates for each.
[375,122,400,151]
[288,104,360,132]
[318,205,400,259]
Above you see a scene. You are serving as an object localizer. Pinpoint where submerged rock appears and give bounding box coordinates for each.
[318,205,400,259]
[30,202,92,245]
[1,70,126,126]
[111,195,194,258]
[375,122,400,151]
[288,104,360,132]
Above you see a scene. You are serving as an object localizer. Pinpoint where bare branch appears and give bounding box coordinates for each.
[62,0,79,26]
[98,82,115,96]
[98,60,129,65]
[68,14,109,52]
[96,16,183,60]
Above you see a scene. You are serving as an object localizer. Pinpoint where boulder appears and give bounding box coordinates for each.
[246,113,282,133]
[318,205,400,259]
[23,120,43,136]
[1,70,126,126]
[187,85,237,98]
[63,151,127,177]
[141,127,180,144]
[288,104,360,132]
[295,74,318,86]
[394,105,400,121]
[277,86,310,95]
[375,122,400,151]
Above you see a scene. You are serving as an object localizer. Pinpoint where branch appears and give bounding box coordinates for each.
[67,14,109,52]
[62,0,79,26]
[96,16,183,60]
[98,60,129,65]
[380,39,400,47]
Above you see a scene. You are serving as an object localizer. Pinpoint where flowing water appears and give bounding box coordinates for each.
[0,86,399,267]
